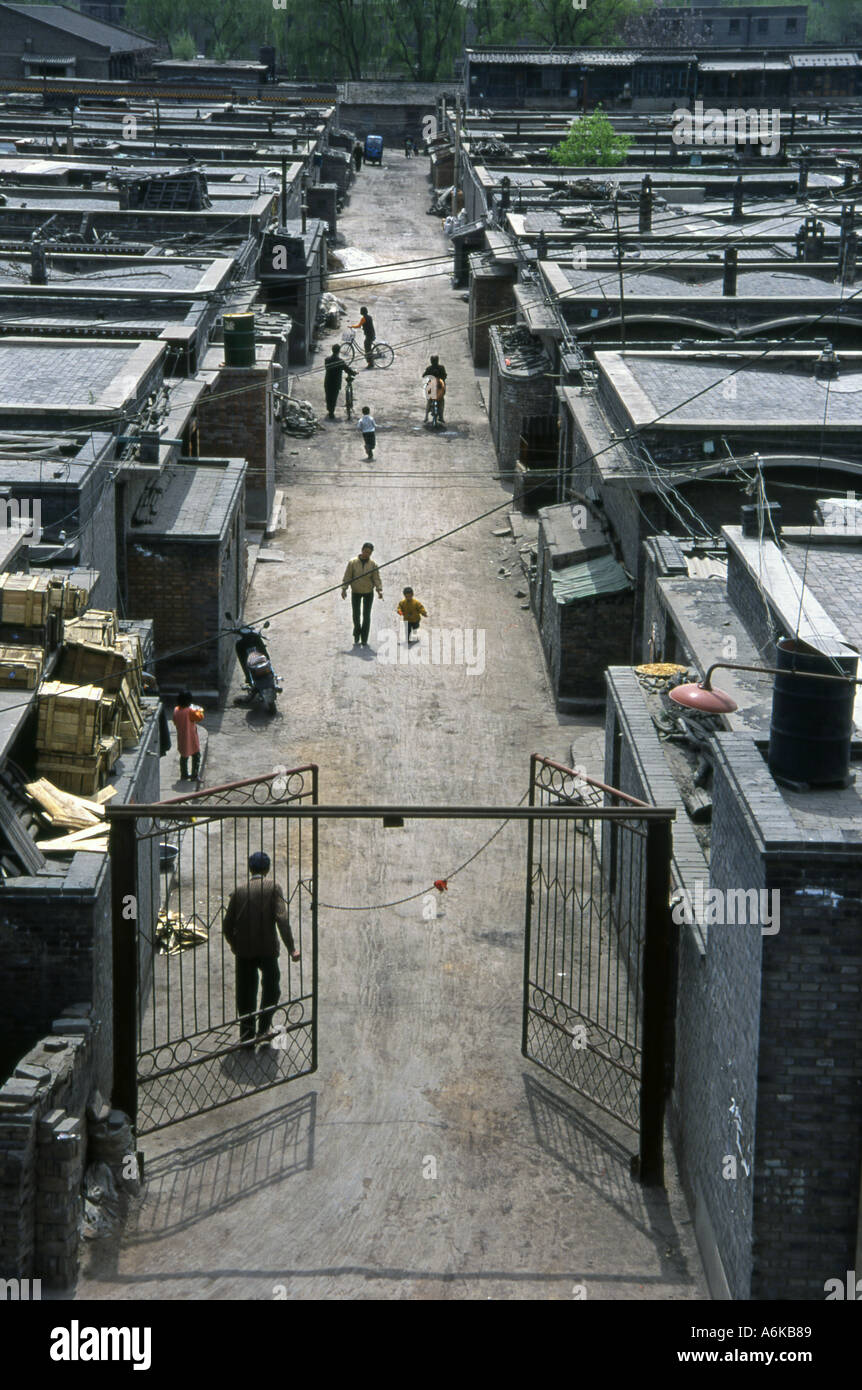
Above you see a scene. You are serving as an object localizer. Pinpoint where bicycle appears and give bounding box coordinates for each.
[340,329,395,369]
[344,373,354,419]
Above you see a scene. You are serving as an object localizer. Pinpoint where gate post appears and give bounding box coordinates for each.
[639,817,673,1186]
[521,755,537,1057]
[110,815,138,1125]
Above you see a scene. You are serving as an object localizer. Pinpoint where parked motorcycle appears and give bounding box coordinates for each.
[225,614,280,712]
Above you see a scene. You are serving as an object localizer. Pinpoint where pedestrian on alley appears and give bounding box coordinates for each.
[172,689,203,782]
[397,587,427,644]
[342,541,383,646]
[352,304,376,368]
[358,405,376,458]
[422,354,447,423]
[222,851,300,1049]
[324,342,356,419]
[353,141,363,172]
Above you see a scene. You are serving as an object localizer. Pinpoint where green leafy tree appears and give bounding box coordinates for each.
[806,0,862,44]
[548,106,631,166]
[170,30,197,59]
[381,0,465,81]
[530,0,637,45]
[126,0,191,44]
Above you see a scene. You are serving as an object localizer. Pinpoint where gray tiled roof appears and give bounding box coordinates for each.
[4,4,155,53]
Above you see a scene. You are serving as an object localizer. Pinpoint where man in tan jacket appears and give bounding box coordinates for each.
[223,851,300,1046]
[341,541,383,645]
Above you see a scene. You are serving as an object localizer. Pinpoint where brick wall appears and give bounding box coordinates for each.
[713,735,862,1300]
[605,669,752,1300]
[127,533,240,696]
[544,587,634,705]
[605,670,862,1300]
[197,363,274,525]
[0,1016,97,1286]
[468,262,516,368]
[0,710,160,1095]
[488,326,556,474]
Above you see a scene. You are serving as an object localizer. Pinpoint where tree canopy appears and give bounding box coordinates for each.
[548,107,631,167]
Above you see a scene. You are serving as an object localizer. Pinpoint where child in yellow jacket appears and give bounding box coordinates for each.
[397,587,428,644]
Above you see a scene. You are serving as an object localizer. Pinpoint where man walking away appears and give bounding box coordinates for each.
[353,141,363,172]
[352,305,376,367]
[223,851,300,1048]
[324,342,355,420]
[422,355,447,423]
[341,541,383,645]
[358,405,376,459]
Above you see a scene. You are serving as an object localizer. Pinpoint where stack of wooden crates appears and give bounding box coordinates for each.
[35,612,145,796]
[0,574,89,692]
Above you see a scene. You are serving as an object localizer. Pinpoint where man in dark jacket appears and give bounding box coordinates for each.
[324,343,356,419]
[223,851,300,1046]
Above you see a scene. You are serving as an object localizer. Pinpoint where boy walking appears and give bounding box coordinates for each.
[358,405,376,458]
[397,587,428,644]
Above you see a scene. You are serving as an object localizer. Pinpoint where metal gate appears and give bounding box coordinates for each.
[522,756,674,1184]
[110,767,317,1136]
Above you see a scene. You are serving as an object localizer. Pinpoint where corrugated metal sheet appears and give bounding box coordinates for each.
[550,553,630,603]
[685,555,728,580]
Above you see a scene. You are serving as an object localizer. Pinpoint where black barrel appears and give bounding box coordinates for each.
[768,637,858,787]
[223,312,256,367]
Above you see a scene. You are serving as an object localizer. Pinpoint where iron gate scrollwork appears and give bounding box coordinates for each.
[522,756,674,1183]
[111,767,318,1136]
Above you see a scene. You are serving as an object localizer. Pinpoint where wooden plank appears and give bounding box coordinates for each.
[37,835,109,855]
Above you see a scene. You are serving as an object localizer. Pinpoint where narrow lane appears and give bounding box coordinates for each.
[79,151,706,1301]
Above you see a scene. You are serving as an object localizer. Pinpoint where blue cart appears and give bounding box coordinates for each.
[364,134,383,166]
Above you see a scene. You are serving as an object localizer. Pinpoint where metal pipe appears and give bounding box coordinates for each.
[702,660,862,691]
[109,803,676,822]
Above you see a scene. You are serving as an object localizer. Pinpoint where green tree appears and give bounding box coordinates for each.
[126,0,191,44]
[530,0,637,45]
[806,0,862,44]
[170,30,197,59]
[548,106,631,166]
[381,0,465,81]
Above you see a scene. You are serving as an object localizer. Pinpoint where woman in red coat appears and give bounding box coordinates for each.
[172,689,203,781]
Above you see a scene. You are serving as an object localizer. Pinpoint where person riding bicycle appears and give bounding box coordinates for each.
[324,342,356,419]
[422,355,447,423]
[352,305,376,368]
[424,372,445,424]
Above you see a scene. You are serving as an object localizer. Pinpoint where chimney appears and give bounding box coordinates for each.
[797,156,809,197]
[301,202,308,233]
[814,343,839,380]
[722,246,738,296]
[500,175,511,210]
[29,238,46,285]
[839,231,858,285]
[731,175,744,222]
[741,499,781,538]
[638,174,652,233]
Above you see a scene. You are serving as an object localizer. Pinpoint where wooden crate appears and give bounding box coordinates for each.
[114,631,143,692]
[48,581,89,618]
[63,610,117,647]
[58,640,128,692]
[0,574,52,627]
[99,735,122,772]
[35,751,102,798]
[0,645,44,689]
[36,681,103,755]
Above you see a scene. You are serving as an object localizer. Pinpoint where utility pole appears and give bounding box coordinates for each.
[615,193,626,352]
[452,98,462,218]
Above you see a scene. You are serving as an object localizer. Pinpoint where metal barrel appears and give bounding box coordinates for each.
[223,312,256,367]
[768,637,857,787]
